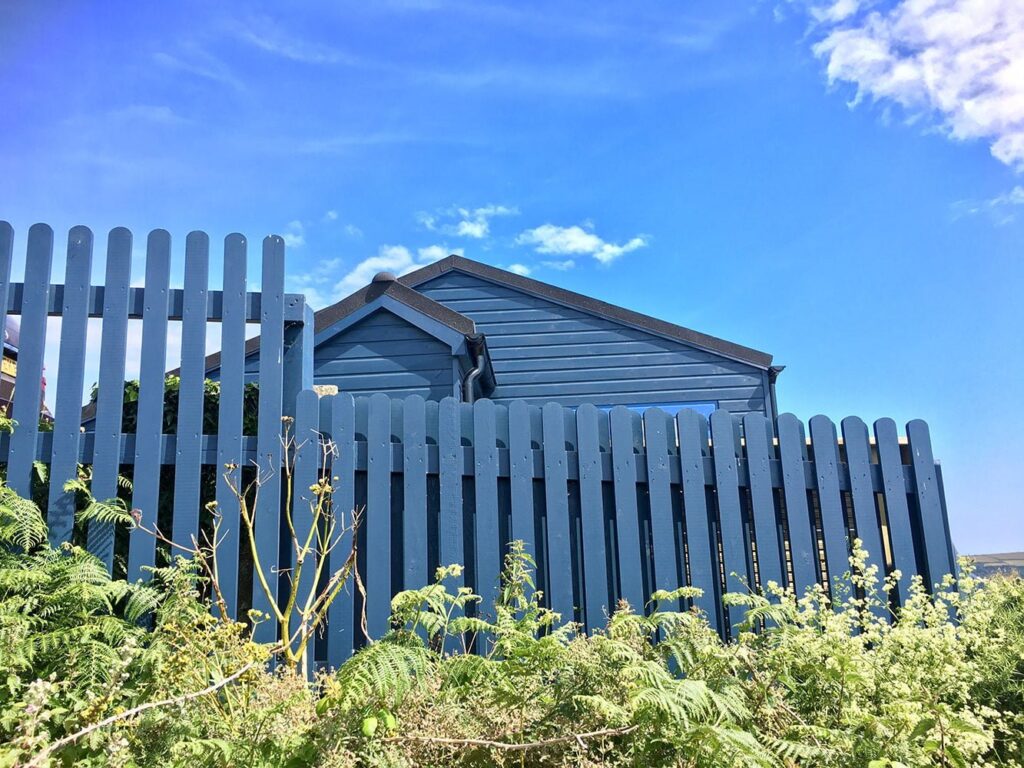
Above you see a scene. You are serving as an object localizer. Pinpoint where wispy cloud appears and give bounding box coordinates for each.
[541,259,576,271]
[282,220,305,248]
[952,185,1024,224]
[333,244,460,297]
[792,0,1024,170]
[234,16,362,65]
[516,224,648,265]
[106,105,189,125]
[506,263,532,276]
[418,204,519,238]
[323,210,339,222]
[344,224,364,239]
[153,48,244,91]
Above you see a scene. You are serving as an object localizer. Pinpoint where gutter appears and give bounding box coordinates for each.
[768,365,785,423]
[462,334,490,404]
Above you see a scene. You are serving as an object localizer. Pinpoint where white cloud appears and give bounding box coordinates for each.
[798,0,1024,170]
[541,259,576,271]
[952,184,1024,223]
[416,204,519,239]
[516,224,648,265]
[417,244,462,262]
[507,263,532,276]
[323,209,338,221]
[235,16,360,65]
[282,220,305,248]
[344,224,364,238]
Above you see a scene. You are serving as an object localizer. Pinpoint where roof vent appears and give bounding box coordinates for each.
[372,271,397,283]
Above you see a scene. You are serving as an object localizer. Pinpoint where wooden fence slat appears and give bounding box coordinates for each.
[610,406,644,612]
[508,400,536,565]
[644,408,680,601]
[47,226,94,544]
[809,415,849,592]
[438,396,464,579]
[88,228,132,567]
[743,413,784,590]
[777,413,817,594]
[214,234,247,616]
[0,222,13,412]
[328,393,356,667]
[8,224,53,500]
[171,232,210,548]
[473,400,501,627]
[710,409,748,637]
[291,389,320,634]
[840,416,887,611]
[127,230,171,582]
[576,402,610,632]
[874,417,916,606]
[542,401,574,623]
[677,409,720,633]
[366,392,392,639]
[253,235,286,642]
[906,419,956,588]
[402,395,428,591]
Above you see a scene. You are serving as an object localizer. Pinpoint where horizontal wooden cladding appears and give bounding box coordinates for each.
[314,354,455,376]
[494,380,761,400]
[5,282,307,323]
[495,350,754,373]
[496,368,763,388]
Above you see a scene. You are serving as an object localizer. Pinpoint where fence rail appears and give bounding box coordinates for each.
[0,222,957,668]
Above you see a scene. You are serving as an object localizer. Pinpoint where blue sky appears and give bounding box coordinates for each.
[0,1,1021,553]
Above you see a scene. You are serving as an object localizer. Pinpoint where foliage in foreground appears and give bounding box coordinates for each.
[1,486,1023,767]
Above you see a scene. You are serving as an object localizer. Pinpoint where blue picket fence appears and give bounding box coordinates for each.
[0,223,957,666]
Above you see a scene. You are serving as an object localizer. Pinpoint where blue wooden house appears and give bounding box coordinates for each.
[208,255,781,419]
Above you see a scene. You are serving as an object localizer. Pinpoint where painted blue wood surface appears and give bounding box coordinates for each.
[542,400,574,623]
[172,232,210,548]
[743,413,784,591]
[8,224,53,500]
[328,393,356,667]
[365,392,392,639]
[777,414,818,594]
[809,415,850,592]
[841,416,887,613]
[438,396,464,580]
[610,406,644,612]
[88,228,132,567]
[710,409,747,637]
[414,270,769,416]
[643,408,680,601]
[874,417,916,606]
[402,395,428,591]
[0,222,13,402]
[47,227,93,544]
[291,389,320,633]
[575,402,610,632]
[215,234,247,616]
[127,231,171,582]
[253,235,286,641]
[473,399,501,623]
[677,409,720,633]
[906,419,956,588]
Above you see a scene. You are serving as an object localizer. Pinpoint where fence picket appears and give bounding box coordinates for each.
[8,224,53,500]
[841,416,887,612]
[542,401,574,623]
[291,389,320,634]
[473,400,501,626]
[88,228,132,567]
[777,414,817,593]
[172,232,210,548]
[743,413,784,591]
[366,393,392,639]
[710,410,748,637]
[906,420,955,588]
[253,235,286,642]
[874,418,916,606]
[610,406,644,612]
[438,396,464,582]
[809,415,849,591]
[127,230,171,582]
[215,234,247,615]
[576,402,610,632]
[402,395,428,591]
[644,408,680,602]
[47,226,93,544]
[328,393,356,667]
[677,409,720,633]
